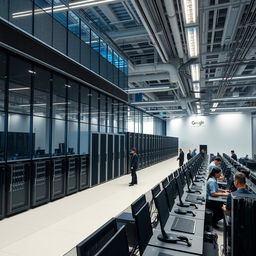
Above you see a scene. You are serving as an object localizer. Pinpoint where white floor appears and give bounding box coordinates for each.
[0,157,179,256]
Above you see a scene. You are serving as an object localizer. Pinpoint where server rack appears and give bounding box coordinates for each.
[90,133,100,186]
[50,157,66,201]
[6,161,31,216]
[100,134,107,183]
[119,135,126,176]
[31,160,51,207]
[66,157,79,195]
[107,134,114,180]
[114,134,120,178]
[79,155,89,190]
[0,164,5,219]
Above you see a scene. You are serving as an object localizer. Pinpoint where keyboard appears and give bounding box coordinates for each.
[158,253,175,256]
[185,194,205,203]
[191,184,203,190]
[171,216,195,234]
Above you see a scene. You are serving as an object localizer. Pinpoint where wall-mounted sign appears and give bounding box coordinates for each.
[191,120,205,127]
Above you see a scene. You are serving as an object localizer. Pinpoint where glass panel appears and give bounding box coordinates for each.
[0,112,5,162]
[53,0,67,27]
[0,0,9,20]
[80,122,89,154]
[100,39,107,59]
[90,90,98,127]
[81,21,90,44]
[52,119,65,156]
[113,52,119,68]
[80,86,89,123]
[34,0,52,45]
[128,106,134,132]
[91,31,99,52]
[118,103,124,133]
[113,99,118,130]
[67,81,78,121]
[8,113,30,160]
[107,97,113,133]
[119,56,124,72]
[33,65,51,118]
[99,94,106,132]
[33,116,50,158]
[0,51,6,112]
[107,46,113,64]
[68,11,80,37]
[123,105,128,131]
[67,121,78,155]
[52,74,66,120]
[9,0,33,34]
[8,56,31,115]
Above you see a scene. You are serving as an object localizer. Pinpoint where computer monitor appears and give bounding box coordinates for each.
[131,194,146,216]
[95,225,129,256]
[176,174,184,203]
[151,184,161,199]
[163,181,175,211]
[134,202,153,254]
[76,218,117,256]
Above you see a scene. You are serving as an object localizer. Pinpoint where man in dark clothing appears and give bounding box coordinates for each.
[222,172,252,216]
[177,148,185,167]
[231,150,237,161]
[187,149,192,161]
[129,148,138,186]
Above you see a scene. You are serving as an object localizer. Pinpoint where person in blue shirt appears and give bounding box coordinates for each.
[222,172,252,216]
[206,167,230,226]
[191,148,197,157]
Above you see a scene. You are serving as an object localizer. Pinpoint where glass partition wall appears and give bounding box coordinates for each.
[0,49,165,162]
[1,0,128,89]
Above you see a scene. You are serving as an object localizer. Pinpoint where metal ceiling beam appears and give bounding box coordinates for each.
[146,109,184,113]
[126,85,177,93]
[211,96,256,102]
[131,100,177,105]
[211,106,256,111]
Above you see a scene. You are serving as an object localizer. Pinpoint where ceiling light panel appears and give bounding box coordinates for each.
[190,64,200,81]
[182,0,197,24]
[186,27,199,57]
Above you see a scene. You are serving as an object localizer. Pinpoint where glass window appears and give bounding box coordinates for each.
[81,21,90,45]
[128,106,135,132]
[67,121,78,155]
[80,86,89,123]
[8,56,31,115]
[52,118,65,156]
[107,46,113,64]
[34,0,52,45]
[91,31,99,52]
[7,113,31,160]
[113,99,118,131]
[100,39,107,59]
[53,0,67,27]
[119,56,124,72]
[99,94,106,132]
[80,122,89,154]
[9,0,33,34]
[118,103,124,133]
[68,11,80,37]
[33,65,51,118]
[113,52,119,68]
[90,89,98,127]
[33,116,50,158]
[0,0,9,20]
[107,97,113,133]
[0,51,6,112]
[123,105,128,132]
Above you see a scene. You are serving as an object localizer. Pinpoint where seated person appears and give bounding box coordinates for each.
[222,172,252,216]
[208,157,222,173]
[206,167,230,227]
[231,150,237,161]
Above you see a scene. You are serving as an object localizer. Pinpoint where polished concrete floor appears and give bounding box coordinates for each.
[0,157,179,256]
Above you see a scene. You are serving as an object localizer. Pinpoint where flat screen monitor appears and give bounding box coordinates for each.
[95,225,129,256]
[175,174,184,203]
[163,182,175,211]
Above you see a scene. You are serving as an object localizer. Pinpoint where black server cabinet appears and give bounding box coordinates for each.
[66,157,79,195]
[107,134,114,180]
[119,135,125,176]
[91,133,99,186]
[0,164,5,219]
[31,160,50,207]
[100,134,107,183]
[79,154,89,190]
[114,135,119,178]
[50,158,66,200]
[6,161,31,216]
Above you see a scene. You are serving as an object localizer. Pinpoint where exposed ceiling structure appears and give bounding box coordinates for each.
[70,0,256,119]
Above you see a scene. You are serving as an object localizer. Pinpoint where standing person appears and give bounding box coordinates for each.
[177,148,185,167]
[206,168,230,227]
[231,150,238,161]
[191,148,197,157]
[187,149,192,161]
[200,149,205,159]
[129,148,138,186]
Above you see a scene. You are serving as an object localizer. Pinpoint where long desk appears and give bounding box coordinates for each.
[143,245,195,256]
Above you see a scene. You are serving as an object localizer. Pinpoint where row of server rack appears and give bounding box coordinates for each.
[0,132,178,220]
[127,132,178,170]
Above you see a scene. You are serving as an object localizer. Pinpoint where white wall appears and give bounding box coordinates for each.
[167,113,252,158]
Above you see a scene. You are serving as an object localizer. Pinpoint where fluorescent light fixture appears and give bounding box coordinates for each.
[9,87,30,91]
[212,103,219,108]
[53,102,70,105]
[197,109,201,114]
[186,27,199,57]
[182,0,197,24]
[28,70,36,74]
[208,74,256,82]
[193,82,200,98]
[194,93,200,98]
[65,84,71,88]
[190,64,200,81]
[196,105,200,109]
[19,103,46,107]
[210,106,256,111]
